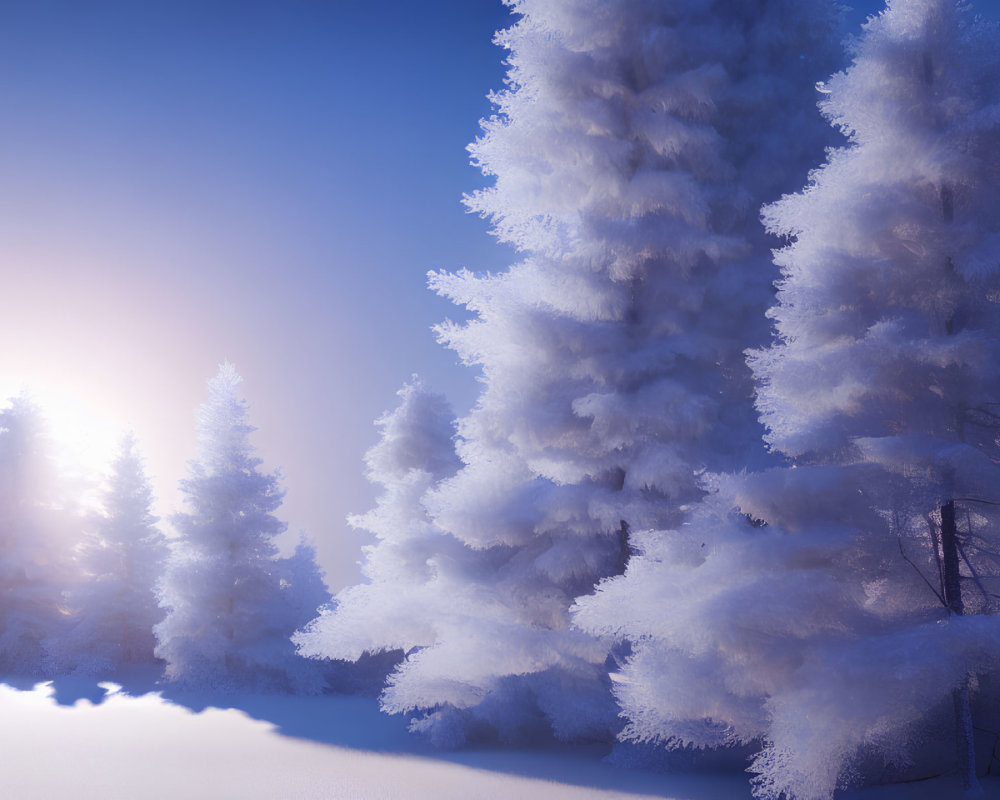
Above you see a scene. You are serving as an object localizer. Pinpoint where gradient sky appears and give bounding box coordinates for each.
[0,0,513,590]
[1,0,997,592]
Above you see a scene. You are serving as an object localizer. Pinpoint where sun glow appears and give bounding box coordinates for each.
[0,380,125,491]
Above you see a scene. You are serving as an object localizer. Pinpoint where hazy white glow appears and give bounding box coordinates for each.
[0,379,124,493]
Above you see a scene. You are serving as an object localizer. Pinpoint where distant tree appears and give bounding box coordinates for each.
[53,434,168,675]
[155,364,328,693]
[0,395,77,675]
[579,2,1000,798]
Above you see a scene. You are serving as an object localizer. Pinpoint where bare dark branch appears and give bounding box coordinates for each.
[953,497,1000,507]
[956,536,993,609]
[926,514,945,599]
[899,536,947,608]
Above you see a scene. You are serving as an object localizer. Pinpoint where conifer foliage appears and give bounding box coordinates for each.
[0,396,76,675]
[294,378,464,670]
[57,434,168,674]
[155,364,328,693]
[748,2,1000,795]
[577,2,1000,798]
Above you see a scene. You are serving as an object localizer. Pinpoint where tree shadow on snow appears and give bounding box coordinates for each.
[5,663,166,707]
[150,684,753,799]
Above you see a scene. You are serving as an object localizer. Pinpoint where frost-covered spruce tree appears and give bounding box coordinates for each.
[155,364,329,693]
[581,3,1000,798]
[369,0,843,744]
[295,378,473,703]
[0,396,77,675]
[54,434,167,675]
[751,1,1000,795]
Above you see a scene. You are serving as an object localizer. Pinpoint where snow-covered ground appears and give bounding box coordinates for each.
[0,678,996,800]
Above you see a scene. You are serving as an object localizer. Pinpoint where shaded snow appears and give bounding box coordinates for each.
[0,680,997,800]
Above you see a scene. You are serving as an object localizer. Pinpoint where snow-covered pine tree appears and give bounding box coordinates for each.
[53,434,168,675]
[294,378,475,716]
[0,395,78,676]
[580,2,1000,798]
[155,364,329,693]
[366,0,843,744]
[750,1,1000,795]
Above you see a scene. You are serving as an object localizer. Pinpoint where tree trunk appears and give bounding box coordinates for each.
[614,520,631,576]
[941,501,963,616]
[940,500,984,798]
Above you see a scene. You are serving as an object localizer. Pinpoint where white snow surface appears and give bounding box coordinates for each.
[0,678,997,800]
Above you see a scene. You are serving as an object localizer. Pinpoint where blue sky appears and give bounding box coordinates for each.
[1,0,997,590]
[0,0,512,588]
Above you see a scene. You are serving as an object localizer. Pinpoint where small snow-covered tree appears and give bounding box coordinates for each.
[579,2,1000,798]
[54,434,167,675]
[364,0,845,744]
[0,395,78,675]
[295,378,475,714]
[155,364,328,693]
